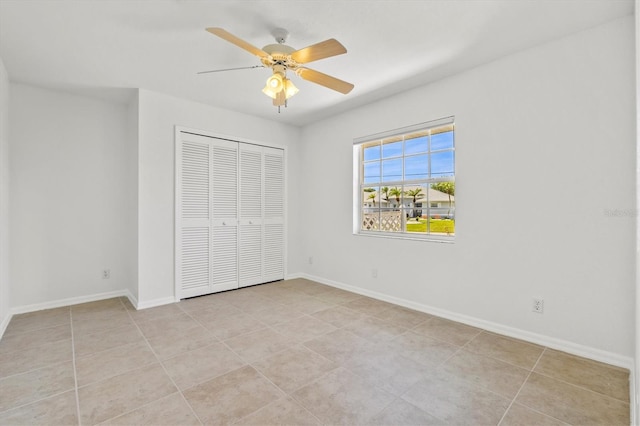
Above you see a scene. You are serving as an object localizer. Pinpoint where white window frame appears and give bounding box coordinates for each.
[352,116,455,243]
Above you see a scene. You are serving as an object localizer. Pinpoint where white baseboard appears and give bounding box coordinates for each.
[0,289,134,340]
[301,273,634,370]
[0,311,11,339]
[136,296,177,310]
[9,289,131,315]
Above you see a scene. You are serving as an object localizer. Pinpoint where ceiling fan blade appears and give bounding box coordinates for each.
[197,65,264,74]
[297,68,354,94]
[290,39,347,64]
[206,27,269,58]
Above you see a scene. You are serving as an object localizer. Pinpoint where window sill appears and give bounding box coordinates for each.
[354,231,455,244]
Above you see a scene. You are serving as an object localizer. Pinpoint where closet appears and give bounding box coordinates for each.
[175,130,285,299]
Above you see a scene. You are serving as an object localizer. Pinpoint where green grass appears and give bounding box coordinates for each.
[405,218,455,234]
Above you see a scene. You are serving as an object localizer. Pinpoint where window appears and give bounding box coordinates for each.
[354,117,455,241]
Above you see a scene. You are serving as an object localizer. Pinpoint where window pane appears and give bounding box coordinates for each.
[361,187,379,231]
[431,130,454,151]
[382,140,403,159]
[428,182,455,236]
[380,208,402,232]
[405,135,428,155]
[404,155,428,180]
[363,143,380,161]
[363,161,380,183]
[386,187,403,208]
[430,150,454,177]
[382,158,402,182]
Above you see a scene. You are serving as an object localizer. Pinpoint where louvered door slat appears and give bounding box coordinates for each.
[239,224,262,286]
[240,149,262,219]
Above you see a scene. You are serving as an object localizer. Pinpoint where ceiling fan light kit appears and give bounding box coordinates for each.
[204,27,354,112]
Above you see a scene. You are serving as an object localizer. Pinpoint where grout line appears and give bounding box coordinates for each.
[497,347,547,426]
[117,299,205,426]
[69,309,82,426]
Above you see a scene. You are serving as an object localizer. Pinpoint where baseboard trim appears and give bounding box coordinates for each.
[0,311,11,340]
[136,296,177,310]
[10,289,131,315]
[300,273,634,370]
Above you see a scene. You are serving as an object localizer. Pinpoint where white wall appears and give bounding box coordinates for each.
[300,16,636,362]
[137,90,302,306]
[9,84,136,307]
[125,91,139,303]
[0,57,10,331]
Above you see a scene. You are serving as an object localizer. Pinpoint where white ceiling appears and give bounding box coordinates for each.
[0,0,634,126]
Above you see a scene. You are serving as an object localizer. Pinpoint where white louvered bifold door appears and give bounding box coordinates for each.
[238,144,263,287]
[176,134,212,299]
[263,147,285,282]
[177,130,285,299]
[211,140,239,293]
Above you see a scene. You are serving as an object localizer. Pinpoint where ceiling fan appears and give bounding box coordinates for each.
[201,27,354,110]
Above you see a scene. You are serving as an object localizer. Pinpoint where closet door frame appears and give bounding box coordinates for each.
[174,126,288,300]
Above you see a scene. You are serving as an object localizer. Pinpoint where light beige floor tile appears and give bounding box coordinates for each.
[0,361,75,412]
[236,396,321,426]
[465,331,544,370]
[71,311,134,336]
[342,316,407,343]
[441,349,530,398]
[343,345,431,396]
[373,305,433,328]
[0,338,72,379]
[282,295,334,314]
[73,324,144,358]
[224,328,297,363]
[146,324,218,360]
[272,315,337,342]
[4,307,70,336]
[312,288,362,304]
[78,363,176,425]
[290,280,334,296]
[0,389,77,425]
[183,365,283,425]
[71,298,124,314]
[177,294,233,313]
[291,367,394,425]
[515,372,630,425]
[253,345,338,393]
[368,398,443,426]
[402,369,510,425]
[162,342,246,390]
[75,341,157,386]
[186,303,244,325]
[388,330,457,368]
[135,312,202,340]
[99,392,200,425]
[500,403,569,426]
[534,349,630,401]
[303,328,374,363]
[248,303,306,326]
[311,305,368,328]
[341,297,395,316]
[233,296,285,315]
[127,303,184,323]
[412,317,482,346]
[199,311,267,340]
[0,324,71,354]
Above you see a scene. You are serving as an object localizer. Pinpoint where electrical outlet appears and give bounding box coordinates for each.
[102,269,110,279]
[371,269,378,278]
[532,298,544,313]
[308,256,313,265]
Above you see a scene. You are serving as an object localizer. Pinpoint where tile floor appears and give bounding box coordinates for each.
[0,278,631,425]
